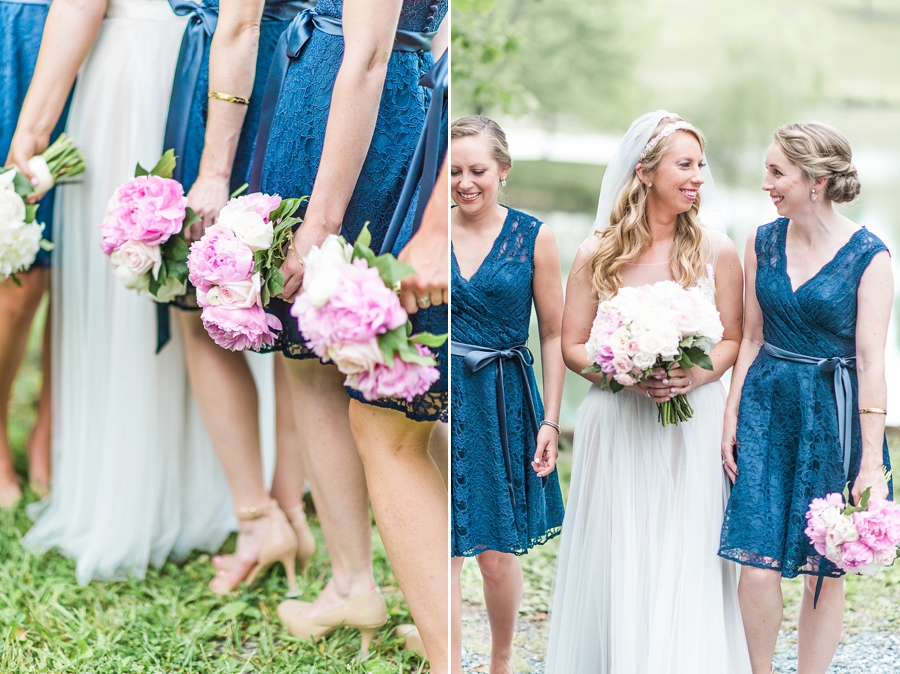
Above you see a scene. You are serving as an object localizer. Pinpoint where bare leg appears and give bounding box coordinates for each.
[270,352,306,510]
[27,293,53,495]
[178,310,272,590]
[477,551,521,674]
[797,576,844,674]
[349,401,448,673]
[451,556,464,674]
[738,566,783,674]
[0,268,47,506]
[283,359,376,612]
[428,420,448,489]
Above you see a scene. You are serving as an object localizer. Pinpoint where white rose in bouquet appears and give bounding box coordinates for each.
[111,251,151,291]
[118,239,161,277]
[208,273,262,309]
[303,235,354,307]
[0,188,26,224]
[327,338,385,375]
[0,220,44,278]
[215,209,273,252]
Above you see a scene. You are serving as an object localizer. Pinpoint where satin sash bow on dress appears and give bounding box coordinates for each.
[451,341,546,514]
[763,342,856,480]
[379,50,447,255]
[249,9,437,191]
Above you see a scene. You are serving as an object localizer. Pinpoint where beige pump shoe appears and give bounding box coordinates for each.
[211,500,300,597]
[393,624,426,659]
[277,588,388,659]
[283,502,316,573]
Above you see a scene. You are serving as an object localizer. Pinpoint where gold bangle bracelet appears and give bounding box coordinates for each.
[859,407,887,415]
[288,236,305,267]
[208,91,250,105]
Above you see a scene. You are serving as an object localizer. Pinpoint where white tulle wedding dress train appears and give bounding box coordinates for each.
[24,0,274,585]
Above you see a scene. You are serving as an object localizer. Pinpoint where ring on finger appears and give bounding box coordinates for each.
[646,390,652,399]
[417,296,432,308]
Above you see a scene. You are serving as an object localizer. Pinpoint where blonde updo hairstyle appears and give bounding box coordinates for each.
[451,115,512,183]
[773,122,861,203]
[590,116,707,298]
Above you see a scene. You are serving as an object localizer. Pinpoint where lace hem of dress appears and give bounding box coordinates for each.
[348,388,448,423]
[718,547,843,579]
[454,526,562,558]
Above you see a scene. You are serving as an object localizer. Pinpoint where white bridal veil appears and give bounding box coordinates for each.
[591,109,723,233]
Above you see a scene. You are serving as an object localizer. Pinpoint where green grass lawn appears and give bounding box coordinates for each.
[3,301,427,674]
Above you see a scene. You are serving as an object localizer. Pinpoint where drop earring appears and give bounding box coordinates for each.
[811,188,818,202]
[500,177,507,187]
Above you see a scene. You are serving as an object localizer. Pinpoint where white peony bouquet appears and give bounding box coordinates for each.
[584,280,724,426]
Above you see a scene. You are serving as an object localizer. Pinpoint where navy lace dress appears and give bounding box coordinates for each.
[0,0,69,268]
[258,0,447,421]
[166,0,305,311]
[719,218,893,578]
[451,207,565,557]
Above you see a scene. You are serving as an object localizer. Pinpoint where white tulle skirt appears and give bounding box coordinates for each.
[545,382,751,674]
[23,3,275,585]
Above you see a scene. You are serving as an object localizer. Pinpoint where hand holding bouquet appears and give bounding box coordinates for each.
[187,192,304,350]
[99,150,196,302]
[292,226,447,402]
[583,280,724,426]
[1,134,86,283]
[805,482,900,575]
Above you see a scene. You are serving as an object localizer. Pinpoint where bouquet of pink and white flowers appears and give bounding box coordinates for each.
[1,134,86,283]
[187,191,304,351]
[99,150,196,302]
[292,226,446,402]
[805,485,900,575]
[583,280,724,426]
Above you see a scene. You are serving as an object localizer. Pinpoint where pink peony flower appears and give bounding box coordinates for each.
[292,258,407,350]
[611,354,634,375]
[218,192,282,222]
[99,214,128,254]
[344,344,439,401]
[103,175,187,246]
[854,499,900,551]
[840,538,875,571]
[613,372,636,387]
[200,304,282,351]
[188,227,255,292]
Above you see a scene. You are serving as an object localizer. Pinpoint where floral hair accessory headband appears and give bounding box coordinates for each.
[638,121,695,162]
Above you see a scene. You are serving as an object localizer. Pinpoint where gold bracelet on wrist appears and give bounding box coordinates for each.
[208,91,250,105]
[859,407,887,415]
[288,236,304,267]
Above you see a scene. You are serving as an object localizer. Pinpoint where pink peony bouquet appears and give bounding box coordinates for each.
[99,150,195,302]
[805,485,900,575]
[583,280,724,426]
[1,134,86,284]
[292,226,446,402]
[187,191,305,351]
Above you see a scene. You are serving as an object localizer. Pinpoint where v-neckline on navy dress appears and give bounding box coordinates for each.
[781,218,866,295]
[452,206,512,284]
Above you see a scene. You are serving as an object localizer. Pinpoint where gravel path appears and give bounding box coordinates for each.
[461,600,900,673]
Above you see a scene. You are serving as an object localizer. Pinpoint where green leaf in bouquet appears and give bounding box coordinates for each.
[607,376,624,392]
[372,254,416,286]
[254,249,267,269]
[267,269,284,298]
[11,170,33,197]
[148,273,161,296]
[165,234,190,262]
[678,351,694,369]
[181,207,200,233]
[38,239,54,252]
[149,149,177,179]
[410,332,448,348]
[355,224,373,251]
[260,283,270,308]
[397,341,438,366]
[378,326,409,364]
[24,204,39,224]
[167,258,189,283]
[581,363,603,374]
[134,162,151,178]
[684,346,714,371]
[230,183,249,199]
[154,258,168,284]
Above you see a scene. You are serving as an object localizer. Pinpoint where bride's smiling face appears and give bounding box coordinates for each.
[642,131,706,216]
[451,134,508,216]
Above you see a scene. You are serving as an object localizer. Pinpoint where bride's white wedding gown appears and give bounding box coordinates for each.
[24,0,275,585]
[545,230,751,673]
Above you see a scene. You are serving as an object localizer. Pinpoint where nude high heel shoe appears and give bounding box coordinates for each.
[284,502,315,573]
[277,588,388,659]
[211,500,300,597]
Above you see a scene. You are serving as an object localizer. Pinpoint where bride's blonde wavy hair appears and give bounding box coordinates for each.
[590,116,708,297]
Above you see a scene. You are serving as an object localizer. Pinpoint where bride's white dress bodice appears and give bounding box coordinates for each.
[105,0,179,20]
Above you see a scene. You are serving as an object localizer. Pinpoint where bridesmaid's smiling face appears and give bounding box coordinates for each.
[451,134,508,216]
[641,131,705,217]
[762,142,809,218]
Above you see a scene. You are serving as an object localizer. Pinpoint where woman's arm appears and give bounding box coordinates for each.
[6,0,107,184]
[721,229,762,482]
[279,0,404,299]
[531,224,565,476]
[185,0,265,241]
[397,160,448,313]
[851,249,893,502]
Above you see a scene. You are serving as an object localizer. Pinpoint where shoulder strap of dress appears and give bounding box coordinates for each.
[704,229,727,271]
[578,232,602,258]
